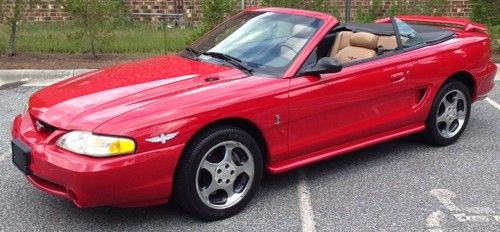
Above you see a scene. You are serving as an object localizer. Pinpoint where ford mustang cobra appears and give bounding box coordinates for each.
[11,8,497,220]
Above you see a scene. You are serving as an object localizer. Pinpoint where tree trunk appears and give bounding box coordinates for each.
[7,19,17,57]
[83,1,98,59]
[89,27,98,59]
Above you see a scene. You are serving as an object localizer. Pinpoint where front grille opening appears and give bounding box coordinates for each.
[34,120,57,134]
[31,175,66,194]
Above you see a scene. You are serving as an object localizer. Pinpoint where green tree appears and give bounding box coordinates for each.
[1,0,39,56]
[421,0,448,16]
[0,0,4,21]
[356,0,383,23]
[330,0,340,18]
[58,0,123,58]
[261,0,334,13]
[305,0,327,12]
[261,0,303,8]
[470,0,500,26]
[201,0,237,30]
[387,0,409,16]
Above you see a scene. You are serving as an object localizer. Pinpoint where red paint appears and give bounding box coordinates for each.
[376,15,488,32]
[11,8,497,208]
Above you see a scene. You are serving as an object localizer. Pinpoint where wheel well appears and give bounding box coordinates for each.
[185,118,269,165]
[446,71,475,100]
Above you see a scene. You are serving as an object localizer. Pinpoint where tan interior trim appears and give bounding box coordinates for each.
[349,32,379,50]
[377,36,398,50]
[329,31,353,58]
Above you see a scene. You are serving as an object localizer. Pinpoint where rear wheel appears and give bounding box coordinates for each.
[423,81,471,146]
[173,126,263,220]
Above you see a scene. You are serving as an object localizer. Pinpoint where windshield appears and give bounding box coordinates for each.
[394,17,425,48]
[181,12,324,76]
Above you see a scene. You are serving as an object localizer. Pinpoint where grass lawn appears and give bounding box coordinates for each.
[0,21,499,56]
[0,22,197,55]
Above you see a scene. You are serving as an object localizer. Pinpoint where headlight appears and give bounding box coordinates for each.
[56,131,136,157]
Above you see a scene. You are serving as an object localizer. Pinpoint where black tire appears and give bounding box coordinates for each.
[173,125,263,221]
[423,80,471,146]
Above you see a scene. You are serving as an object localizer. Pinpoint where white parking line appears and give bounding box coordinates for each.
[485,97,500,110]
[426,210,445,232]
[297,170,316,232]
[430,189,460,211]
[427,188,500,230]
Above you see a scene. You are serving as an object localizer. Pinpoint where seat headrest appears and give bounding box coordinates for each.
[349,32,379,50]
[292,25,314,38]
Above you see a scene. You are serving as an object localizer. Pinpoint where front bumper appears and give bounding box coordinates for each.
[11,113,184,208]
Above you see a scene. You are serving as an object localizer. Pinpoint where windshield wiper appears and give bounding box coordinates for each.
[202,52,254,75]
[184,47,201,60]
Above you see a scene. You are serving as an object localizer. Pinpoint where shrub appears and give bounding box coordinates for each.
[490,25,500,52]
[0,0,39,56]
[201,0,237,30]
[470,0,500,26]
[261,0,340,17]
[260,0,303,9]
[57,0,124,58]
[356,0,383,23]
[356,0,449,23]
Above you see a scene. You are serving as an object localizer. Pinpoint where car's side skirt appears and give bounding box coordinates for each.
[267,123,426,174]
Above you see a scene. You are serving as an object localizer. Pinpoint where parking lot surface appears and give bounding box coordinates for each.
[0,78,498,231]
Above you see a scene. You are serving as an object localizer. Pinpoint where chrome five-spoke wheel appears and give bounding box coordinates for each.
[424,80,471,146]
[196,141,255,209]
[435,90,467,138]
[174,126,262,220]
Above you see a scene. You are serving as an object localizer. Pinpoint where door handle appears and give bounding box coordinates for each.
[390,72,406,83]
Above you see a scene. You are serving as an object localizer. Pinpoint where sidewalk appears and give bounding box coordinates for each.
[0,69,95,80]
[0,69,96,87]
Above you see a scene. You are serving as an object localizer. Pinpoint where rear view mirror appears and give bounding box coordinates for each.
[302,57,342,75]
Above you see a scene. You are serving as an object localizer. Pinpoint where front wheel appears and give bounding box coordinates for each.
[423,80,471,146]
[173,126,263,220]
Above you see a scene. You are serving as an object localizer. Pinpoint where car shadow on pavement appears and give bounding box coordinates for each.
[48,137,423,228]
[303,135,425,179]
[25,166,302,230]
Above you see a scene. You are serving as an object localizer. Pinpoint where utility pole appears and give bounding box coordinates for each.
[345,0,351,23]
[242,0,245,10]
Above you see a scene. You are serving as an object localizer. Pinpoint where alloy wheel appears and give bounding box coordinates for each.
[195,141,255,209]
[435,89,468,139]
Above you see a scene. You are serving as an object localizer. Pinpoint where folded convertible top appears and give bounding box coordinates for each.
[342,23,455,44]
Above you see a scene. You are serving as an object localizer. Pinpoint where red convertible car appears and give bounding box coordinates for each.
[11,8,496,220]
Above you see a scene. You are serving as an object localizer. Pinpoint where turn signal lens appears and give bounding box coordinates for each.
[108,139,136,155]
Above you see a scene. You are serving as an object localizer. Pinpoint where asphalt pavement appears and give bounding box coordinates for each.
[0,77,498,232]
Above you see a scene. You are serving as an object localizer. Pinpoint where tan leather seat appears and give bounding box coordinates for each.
[377,36,398,50]
[329,31,353,57]
[334,32,379,64]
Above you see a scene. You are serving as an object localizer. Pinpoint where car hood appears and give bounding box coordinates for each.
[29,55,246,130]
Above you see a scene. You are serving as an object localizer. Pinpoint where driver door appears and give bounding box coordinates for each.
[288,48,416,158]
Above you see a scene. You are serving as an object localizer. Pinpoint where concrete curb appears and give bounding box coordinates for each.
[497,64,500,80]
[0,69,96,80]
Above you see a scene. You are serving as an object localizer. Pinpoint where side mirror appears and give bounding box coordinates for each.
[302,57,342,75]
